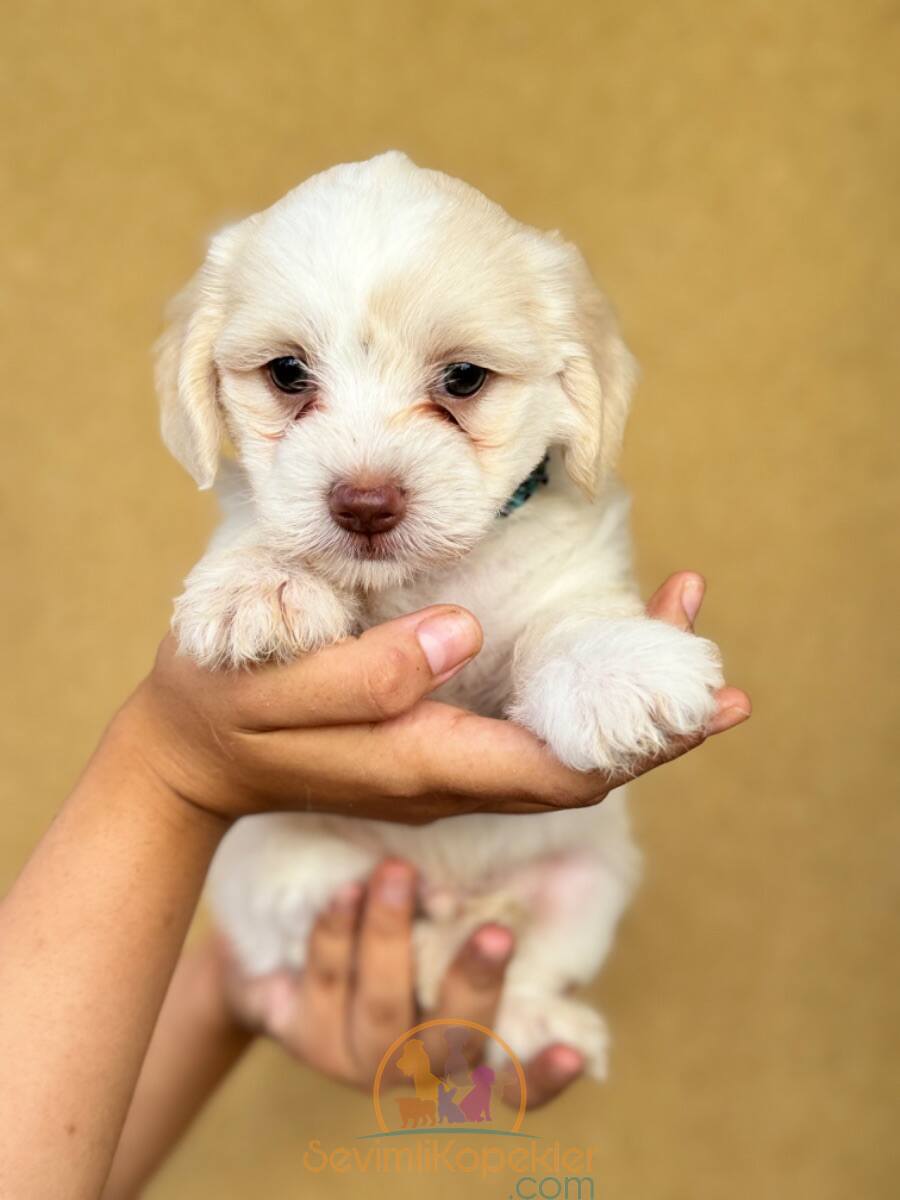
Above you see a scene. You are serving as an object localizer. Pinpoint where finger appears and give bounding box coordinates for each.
[283,883,364,1077]
[503,1045,585,1110]
[707,686,752,735]
[256,676,748,821]
[350,860,418,1075]
[234,606,483,730]
[377,704,610,812]
[255,701,611,820]
[223,967,300,1036]
[645,571,706,632]
[421,925,515,1070]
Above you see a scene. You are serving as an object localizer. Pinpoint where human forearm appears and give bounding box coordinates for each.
[0,711,226,1200]
[102,938,252,1200]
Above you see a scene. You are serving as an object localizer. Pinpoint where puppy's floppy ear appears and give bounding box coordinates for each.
[558,248,637,499]
[155,225,240,490]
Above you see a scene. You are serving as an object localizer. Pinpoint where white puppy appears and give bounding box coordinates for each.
[158,152,723,1077]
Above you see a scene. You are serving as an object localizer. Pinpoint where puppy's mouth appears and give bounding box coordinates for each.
[342,531,400,561]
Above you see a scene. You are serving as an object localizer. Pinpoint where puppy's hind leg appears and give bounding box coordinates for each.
[207,814,378,977]
[491,806,641,1080]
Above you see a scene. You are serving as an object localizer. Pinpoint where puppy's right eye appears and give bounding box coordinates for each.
[267,355,312,393]
[441,362,488,399]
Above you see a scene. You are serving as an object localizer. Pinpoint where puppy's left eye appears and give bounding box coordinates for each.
[441,362,488,398]
[267,355,312,393]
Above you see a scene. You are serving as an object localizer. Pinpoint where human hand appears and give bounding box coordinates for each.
[94,572,747,1196]
[642,570,750,738]
[101,857,584,1199]
[118,573,748,825]
[219,858,583,1109]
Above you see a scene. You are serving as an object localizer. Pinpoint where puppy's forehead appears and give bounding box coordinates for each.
[247,159,467,291]
[226,155,554,356]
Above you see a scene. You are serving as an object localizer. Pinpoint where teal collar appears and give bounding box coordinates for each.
[498,453,550,518]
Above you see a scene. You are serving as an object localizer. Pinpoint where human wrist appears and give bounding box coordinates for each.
[97,693,234,838]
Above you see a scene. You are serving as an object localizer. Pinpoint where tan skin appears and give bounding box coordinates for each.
[0,574,748,1200]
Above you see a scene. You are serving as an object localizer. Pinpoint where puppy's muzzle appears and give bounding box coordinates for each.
[329,481,407,535]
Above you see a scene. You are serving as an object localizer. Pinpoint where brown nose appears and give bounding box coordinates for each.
[329,481,407,535]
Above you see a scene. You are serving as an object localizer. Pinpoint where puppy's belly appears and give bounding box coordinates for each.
[207,795,632,977]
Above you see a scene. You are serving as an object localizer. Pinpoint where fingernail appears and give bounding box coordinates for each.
[330,882,363,913]
[415,610,481,676]
[681,576,704,625]
[547,1045,584,1080]
[708,704,751,735]
[376,862,414,908]
[473,925,514,963]
[261,975,298,1035]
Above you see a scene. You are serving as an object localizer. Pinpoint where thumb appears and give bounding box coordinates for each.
[352,605,484,719]
[242,605,483,728]
[645,571,706,632]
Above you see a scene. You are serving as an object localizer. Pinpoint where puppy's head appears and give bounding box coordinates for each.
[157,152,635,590]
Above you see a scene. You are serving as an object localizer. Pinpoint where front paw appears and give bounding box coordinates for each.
[173,551,356,668]
[509,618,723,774]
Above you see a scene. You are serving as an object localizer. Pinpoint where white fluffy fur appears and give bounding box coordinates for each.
[159,153,723,1078]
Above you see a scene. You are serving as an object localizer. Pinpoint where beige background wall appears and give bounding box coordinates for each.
[1,2,897,1198]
